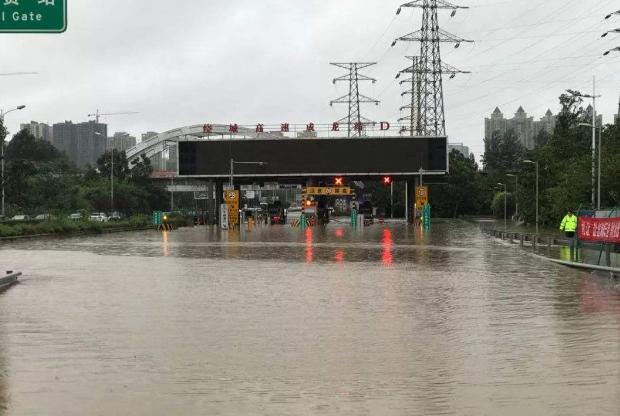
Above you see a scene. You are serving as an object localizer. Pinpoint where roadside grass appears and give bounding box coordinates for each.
[0,215,151,238]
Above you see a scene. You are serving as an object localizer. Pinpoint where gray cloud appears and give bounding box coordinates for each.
[2,0,620,161]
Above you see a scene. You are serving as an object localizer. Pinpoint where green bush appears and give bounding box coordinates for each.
[0,215,156,238]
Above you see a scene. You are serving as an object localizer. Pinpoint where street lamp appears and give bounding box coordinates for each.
[229,159,267,188]
[95,131,113,212]
[578,122,603,210]
[603,47,620,56]
[605,10,620,19]
[566,82,601,208]
[601,28,620,37]
[0,105,26,217]
[524,160,539,235]
[497,182,507,230]
[506,173,518,219]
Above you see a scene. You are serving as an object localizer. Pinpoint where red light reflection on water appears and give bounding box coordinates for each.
[334,250,345,263]
[382,228,393,265]
[335,228,345,238]
[305,228,313,263]
[580,278,620,315]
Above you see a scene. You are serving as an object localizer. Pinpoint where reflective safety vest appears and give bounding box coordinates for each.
[560,214,578,232]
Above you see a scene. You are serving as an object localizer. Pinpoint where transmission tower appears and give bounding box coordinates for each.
[329,62,380,137]
[397,56,422,135]
[396,56,470,135]
[391,0,472,137]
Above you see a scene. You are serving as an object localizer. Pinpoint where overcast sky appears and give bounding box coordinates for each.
[2,0,620,161]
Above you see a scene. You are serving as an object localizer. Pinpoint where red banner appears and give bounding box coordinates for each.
[578,216,620,243]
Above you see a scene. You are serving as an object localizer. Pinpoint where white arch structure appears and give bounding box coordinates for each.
[126,124,283,172]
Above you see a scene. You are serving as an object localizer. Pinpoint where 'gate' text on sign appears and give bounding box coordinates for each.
[1,0,66,33]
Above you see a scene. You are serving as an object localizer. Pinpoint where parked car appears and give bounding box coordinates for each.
[109,211,123,221]
[11,215,28,221]
[268,202,285,225]
[34,214,51,221]
[89,213,109,222]
[68,213,83,220]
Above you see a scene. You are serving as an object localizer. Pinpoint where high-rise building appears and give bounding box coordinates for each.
[584,105,603,128]
[533,109,557,137]
[52,121,107,168]
[448,143,472,158]
[52,121,78,162]
[485,107,557,150]
[76,121,107,167]
[20,121,53,143]
[109,132,137,152]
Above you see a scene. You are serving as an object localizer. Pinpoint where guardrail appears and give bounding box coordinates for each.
[0,271,21,290]
[484,228,619,272]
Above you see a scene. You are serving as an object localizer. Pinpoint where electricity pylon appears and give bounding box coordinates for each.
[396,56,471,136]
[329,62,380,137]
[391,0,472,136]
[397,56,422,136]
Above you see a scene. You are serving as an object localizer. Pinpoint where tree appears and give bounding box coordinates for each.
[96,149,130,180]
[129,154,154,184]
[483,128,525,173]
[430,150,485,218]
[4,129,61,163]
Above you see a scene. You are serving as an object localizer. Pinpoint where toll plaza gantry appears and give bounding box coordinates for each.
[176,135,448,225]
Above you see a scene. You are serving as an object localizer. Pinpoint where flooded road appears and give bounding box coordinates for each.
[1,220,619,415]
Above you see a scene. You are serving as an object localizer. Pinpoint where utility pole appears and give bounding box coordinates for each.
[567,85,600,208]
[1,105,26,218]
[88,110,139,213]
[392,0,472,136]
[329,62,380,137]
[592,77,597,209]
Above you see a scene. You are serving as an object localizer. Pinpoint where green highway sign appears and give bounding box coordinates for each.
[1,0,66,33]
[152,211,163,226]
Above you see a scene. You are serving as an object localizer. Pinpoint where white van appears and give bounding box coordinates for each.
[89,213,109,222]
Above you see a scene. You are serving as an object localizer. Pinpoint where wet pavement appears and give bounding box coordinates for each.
[0,220,619,415]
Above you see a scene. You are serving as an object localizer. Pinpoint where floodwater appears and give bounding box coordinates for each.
[0,220,619,415]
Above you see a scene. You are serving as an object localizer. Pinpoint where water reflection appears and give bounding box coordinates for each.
[161,230,169,257]
[305,228,313,263]
[580,277,620,315]
[334,250,344,263]
[0,221,618,415]
[381,228,393,266]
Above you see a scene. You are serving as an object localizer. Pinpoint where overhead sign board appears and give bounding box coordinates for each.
[178,137,448,178]
[0,0,67,33]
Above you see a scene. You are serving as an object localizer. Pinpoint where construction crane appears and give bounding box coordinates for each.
[88,109,139,123]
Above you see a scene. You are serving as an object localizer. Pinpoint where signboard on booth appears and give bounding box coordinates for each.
[415,186,429,208]
[224,190,239,227]
[304,187,355,196]
[578,216,620,243]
